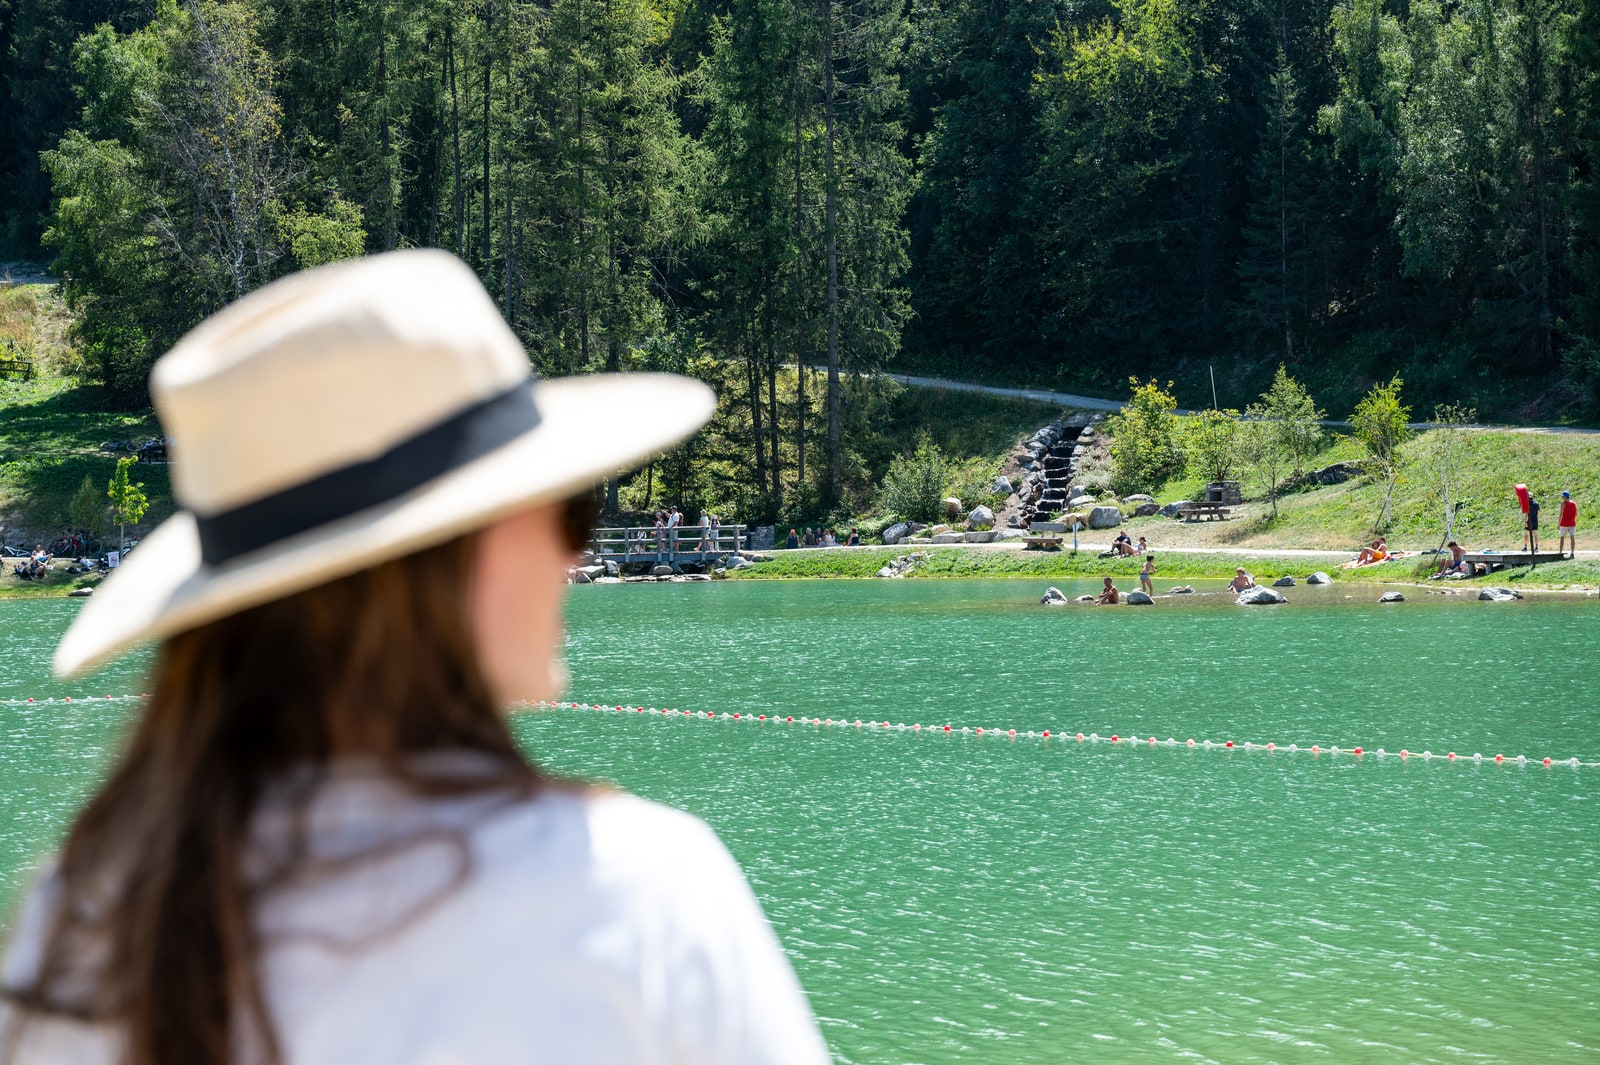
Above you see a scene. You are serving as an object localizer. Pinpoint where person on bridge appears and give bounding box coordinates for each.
[1557,490,1577,558]
[1,251,828,1065]
[1524,493,1541,553]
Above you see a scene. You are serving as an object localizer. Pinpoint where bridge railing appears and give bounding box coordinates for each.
[587,525,747,559]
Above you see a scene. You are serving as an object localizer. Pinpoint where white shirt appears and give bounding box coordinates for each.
[1,767,831,1065]
[666,512,681,528]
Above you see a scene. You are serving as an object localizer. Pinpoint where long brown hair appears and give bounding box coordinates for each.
[2,535,540,1064]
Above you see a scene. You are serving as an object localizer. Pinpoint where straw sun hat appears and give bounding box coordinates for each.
[54,250,715,677]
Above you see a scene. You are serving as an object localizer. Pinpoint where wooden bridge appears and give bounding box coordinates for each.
[585,524,748,566]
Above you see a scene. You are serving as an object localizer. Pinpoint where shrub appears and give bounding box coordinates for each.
[1186,408,1242,484]
[1106,378,1185,494]
[880,431,948,523]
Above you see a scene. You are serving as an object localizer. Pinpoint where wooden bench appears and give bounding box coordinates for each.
[1180,502,1232,522]
[1023,520,1069,550]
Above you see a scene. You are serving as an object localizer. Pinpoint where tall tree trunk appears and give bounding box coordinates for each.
[428,55,444,248]
[793,57,806,486]
[768,336,781,502]
[377,7,396,250]
[448,18,464,254]
[748,327,768,498]
[481,1,493,271]
[822,0,841,502]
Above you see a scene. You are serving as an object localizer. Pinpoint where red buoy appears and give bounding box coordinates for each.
[1008,729,1016,737]
[1042,730,1050,738]
[759,714,766,720]
[1266,742,1275,751]
[1148,736,1156,745]
[733,713,740,719]
[1225,741,1234,748]
[1111,734,1119,743]
[976,727,985,735]
[786,716,793,722]
[1495,754,1505,763]
[1353,747,1363,755]
[1077,732,1085,740]
[1400,749,1409,757]
[1186,738,1194,747]
[944,725,952,732]
[1543,757,1552,766]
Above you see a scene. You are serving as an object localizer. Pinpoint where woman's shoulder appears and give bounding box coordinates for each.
[482,789,736,895]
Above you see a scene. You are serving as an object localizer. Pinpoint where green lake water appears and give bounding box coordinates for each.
[2,580,1598,1062]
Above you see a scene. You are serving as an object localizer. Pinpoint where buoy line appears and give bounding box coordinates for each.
[7,695,1593,770]
[534,701,1599,770]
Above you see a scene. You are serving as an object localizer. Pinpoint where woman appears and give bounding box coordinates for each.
[0,252,829,1065]
[1139,553,1156,595]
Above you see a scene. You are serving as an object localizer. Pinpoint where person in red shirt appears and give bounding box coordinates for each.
[1558,490,1578,558]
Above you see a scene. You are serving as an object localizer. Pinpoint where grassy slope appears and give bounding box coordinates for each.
[1128,426,1600,553]
[0,285,172,548]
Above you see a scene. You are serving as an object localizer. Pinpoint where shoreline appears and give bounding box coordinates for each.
[724,542,1600,593]
[5,543,1595,600]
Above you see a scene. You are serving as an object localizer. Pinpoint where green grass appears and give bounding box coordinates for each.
[0,567,102,599]
[730,547,1343,583]
[0,371,171,548]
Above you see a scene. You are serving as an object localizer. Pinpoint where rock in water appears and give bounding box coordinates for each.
[1075,595,1098,604]
[1478,587,1523,601]
[1305,571,1333,585]
[1237,588,1288,605]
[1040,586,1069,605]
[1169,585,1195,594]
[68,587,93,597]
[1126,590,1154,605]
[1088,506,1122,529]
[1272,575,1296,587]
[1379,591,1405,603]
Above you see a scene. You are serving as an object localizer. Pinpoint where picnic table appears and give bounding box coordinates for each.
[1180,501,1232,522]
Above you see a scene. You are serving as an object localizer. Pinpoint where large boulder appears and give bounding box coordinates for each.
[1272,575,1296,588]
[1068,494,1096,509]
[1378,591,1405,603]
[1126,590,1154,605]
[993,528,1029,541]
[1478,587,1523,601]
[1159,501,1189,518]
[569,569,593,584]
[724,555,751,570]
[1133,502,1161,517]
[991,476,1015,496]
[930,532,964,544]
[1088,506,1123,530]
[1305,571,1333,585]
[928,524,952,536]
[1040,586,1069,605]
[881,522,910,545]
[1169,585,1195,594]
[604,560,620,578]
[964,530,997,543]
[651,564,675,577]
[1122,493,1155,504]
[941,497,963,521]
[967,504,996,529]
[1237,587,1288,605]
